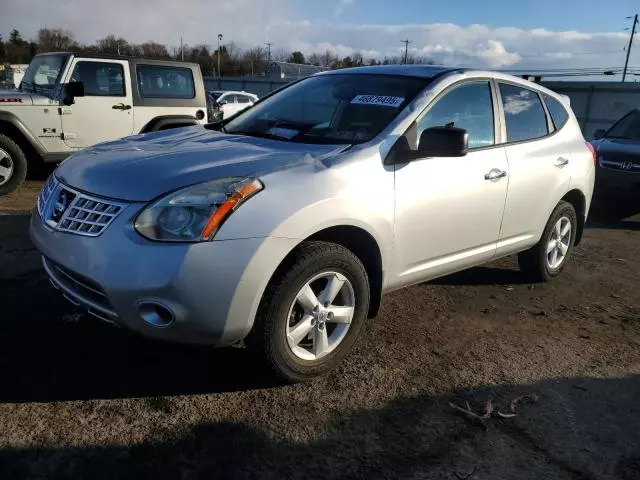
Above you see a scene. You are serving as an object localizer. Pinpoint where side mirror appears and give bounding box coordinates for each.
[63,81,85,105]
[593,128,606,140]
[408,126,468,159]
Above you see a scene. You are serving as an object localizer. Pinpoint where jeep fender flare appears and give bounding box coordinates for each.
[0,111,46,156]
[140,115,199,133]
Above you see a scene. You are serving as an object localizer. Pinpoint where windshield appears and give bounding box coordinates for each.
[223,74,430,145]
[20,54,69,93]
[606,110,640,140]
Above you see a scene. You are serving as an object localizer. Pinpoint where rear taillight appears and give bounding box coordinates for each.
[586,142,596,165]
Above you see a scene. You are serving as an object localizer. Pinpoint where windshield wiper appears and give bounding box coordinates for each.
[231,130,291,141]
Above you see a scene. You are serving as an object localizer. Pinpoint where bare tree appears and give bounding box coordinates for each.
[141,42,169,58]
[95,35,130,55]
[272,47,289,62]
[37,28,77,52]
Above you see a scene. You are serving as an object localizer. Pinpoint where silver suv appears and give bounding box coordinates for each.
[30,66,595,382]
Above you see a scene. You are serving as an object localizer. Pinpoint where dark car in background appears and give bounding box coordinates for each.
[591,108,640,197]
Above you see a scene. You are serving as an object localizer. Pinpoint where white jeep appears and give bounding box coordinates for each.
[0,52,209,195]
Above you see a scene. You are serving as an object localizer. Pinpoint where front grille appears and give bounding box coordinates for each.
[43,257,115,316]
[37,174,57,216]
[56,194,124,236]
[40,178,127,237]
[599,154,640,174]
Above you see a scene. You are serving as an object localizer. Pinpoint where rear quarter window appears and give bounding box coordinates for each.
[136,65,195,99]
[544,94,570,130]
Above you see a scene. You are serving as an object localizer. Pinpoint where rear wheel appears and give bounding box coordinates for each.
[248,241,370,383]
[518,201,577,282]
[0,134,28,196]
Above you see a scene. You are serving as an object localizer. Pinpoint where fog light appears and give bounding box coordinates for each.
[138,301,175,327]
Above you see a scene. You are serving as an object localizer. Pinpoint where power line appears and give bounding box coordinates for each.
[400,39,412,64]
[623,13,638,82]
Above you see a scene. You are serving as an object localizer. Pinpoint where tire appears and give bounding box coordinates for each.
[0,134,28,196]
[248,241,370,383]
[518,201,577,282]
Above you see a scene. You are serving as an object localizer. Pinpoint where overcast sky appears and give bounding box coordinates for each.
[2,0,638,76]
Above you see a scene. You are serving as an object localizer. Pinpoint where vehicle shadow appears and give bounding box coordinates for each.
[0,375,638,479]
[0,215,278,403]
[587,195,640,231]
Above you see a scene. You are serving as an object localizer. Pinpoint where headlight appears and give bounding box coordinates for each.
[134,177,263,242]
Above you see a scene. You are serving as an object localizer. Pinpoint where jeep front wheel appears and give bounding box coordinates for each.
[0,134,28,196]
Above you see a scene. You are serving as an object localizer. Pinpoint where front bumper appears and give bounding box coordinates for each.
[29,207,297,346]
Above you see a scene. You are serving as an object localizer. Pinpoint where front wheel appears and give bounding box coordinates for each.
[0,134,28,196]
[248,241,370,383]
[518,201,577,282]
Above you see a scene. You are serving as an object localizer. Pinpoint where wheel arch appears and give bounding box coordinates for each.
[139,115,199,133]
[561,189,586,245]
[266,225,385,320]
[0,112,46,161]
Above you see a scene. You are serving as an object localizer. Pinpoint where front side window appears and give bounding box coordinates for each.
[544,95,569,130]
[224,74,430,145]
[417,82,495,149]
[606,110,640,140]
[71,62,125,96]
[499,84,548,142]
[136,65,195,99]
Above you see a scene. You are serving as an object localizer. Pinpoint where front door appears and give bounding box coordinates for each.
[392,80,509,288]
[60,59,134,149]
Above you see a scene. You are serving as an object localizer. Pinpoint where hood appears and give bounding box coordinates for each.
[0,90,34,106]
[593,138,640,158]
[0,89,57,106]
[56,126,347,201]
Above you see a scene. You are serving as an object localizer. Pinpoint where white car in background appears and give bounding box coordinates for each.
[210,90,258,119]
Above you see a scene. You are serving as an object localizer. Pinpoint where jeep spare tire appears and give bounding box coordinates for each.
[0,134,28,196]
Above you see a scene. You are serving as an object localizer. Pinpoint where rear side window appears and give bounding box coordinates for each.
[499,83,548,142]
[544,95,569,130]
[237,95,251,104]
[417,81,495,149]
[136,65,195,99]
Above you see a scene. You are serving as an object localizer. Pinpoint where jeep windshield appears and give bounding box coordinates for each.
[20,54,69,94]
[605,110,640,140]
[222,74,430,145]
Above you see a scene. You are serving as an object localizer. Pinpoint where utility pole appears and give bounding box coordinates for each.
[401,39,412,64]
[180,36,184,61]
[623,14,638,82]
[217,34,224,78]
[265,42,272,76]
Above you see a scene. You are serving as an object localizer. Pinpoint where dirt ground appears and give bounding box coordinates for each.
[0,183,639,480]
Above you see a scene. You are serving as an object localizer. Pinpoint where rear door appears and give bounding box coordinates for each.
[496,82,572,256]
[60,59,134,149]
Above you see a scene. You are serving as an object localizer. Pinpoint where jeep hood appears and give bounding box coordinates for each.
[55,126,348,201]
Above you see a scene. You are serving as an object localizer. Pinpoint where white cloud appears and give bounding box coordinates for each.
[476,40,521,68]
[334,0,354,15]
[0,0,634,72]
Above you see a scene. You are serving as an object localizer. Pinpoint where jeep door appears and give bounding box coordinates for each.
[60,59,134,148]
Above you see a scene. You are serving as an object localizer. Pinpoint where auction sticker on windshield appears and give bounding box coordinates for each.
[351,95,405,108]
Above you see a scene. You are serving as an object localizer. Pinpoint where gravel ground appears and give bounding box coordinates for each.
[0,187,639,480]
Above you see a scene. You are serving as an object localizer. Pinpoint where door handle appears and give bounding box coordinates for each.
[484,169,507,181]
[555,157,569,168]
[112,103,132,110]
